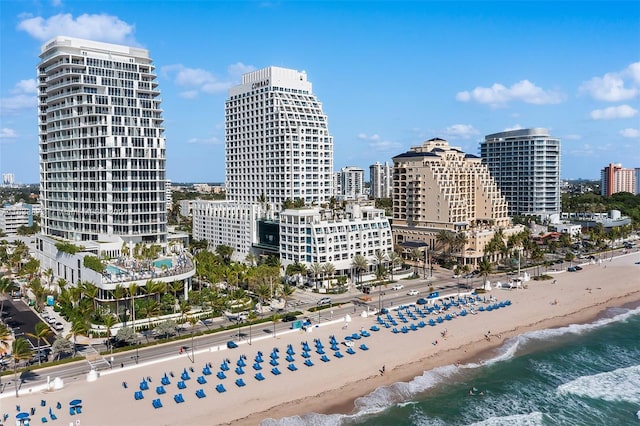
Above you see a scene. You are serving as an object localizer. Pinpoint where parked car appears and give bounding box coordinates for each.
[567,266,577,272]
[317,297,332,306]
[407,289,419,296]
[574,265,583,271]
[47,317,57,324]
[54,322,64,331]
[391,284,404,290]
[416,298,428,305]
[226,341,238,349]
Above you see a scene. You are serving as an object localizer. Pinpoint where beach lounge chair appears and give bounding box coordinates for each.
[304,359,314,367]
[253,362,262,370]
[181,371,190,381]
[235,367,245,375]
[161,376,170,385]
[134,391,144,400]
[235,378,246,387]
[316,348,325,355]
[156,386,166,395]
[195,389,206,399]
[237,358,246,368]
[287,363,298,371]
[410,324,418,331]
[42,417,48,423]
[392,328,399,334]
[50,413,57,421]
[220,361,230,371]
[401,326,408,333]
[152,399,163,409]
[334,351,344,358]
[140,380,149,391]
[346,347,356,355]
[174,394,185,403]
[197,376,207,385]
[286,354,295,363]
[271,367,281,375]
[177,381,186,390]
[269,358,279,367]
[76,407,82,414]
[255,372,265,381]
[370,325,380,332]
[41,400,46,407]
[255,355,264,363]
[216,371,226,380]
[359,344,369,351]
[286,345,295,356]
[301,351,311,358]
[216,384,226,393]
[202,366,212,376]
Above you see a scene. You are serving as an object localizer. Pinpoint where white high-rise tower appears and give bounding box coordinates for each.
[225,66,334,211]
[37,36,167,245]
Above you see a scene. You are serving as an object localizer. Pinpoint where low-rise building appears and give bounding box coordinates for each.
[279,203,393,282]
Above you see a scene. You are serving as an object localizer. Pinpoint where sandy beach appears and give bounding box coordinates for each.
[2,252,639,426]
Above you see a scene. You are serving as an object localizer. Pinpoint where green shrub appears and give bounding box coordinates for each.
[83,255,105,272]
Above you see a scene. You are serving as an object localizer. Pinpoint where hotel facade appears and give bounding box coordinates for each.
[393,138,521,266]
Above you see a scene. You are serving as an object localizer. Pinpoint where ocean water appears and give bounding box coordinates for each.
[261,304,640,426]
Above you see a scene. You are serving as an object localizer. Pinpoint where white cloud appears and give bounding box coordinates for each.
[0,80,38,115]
[17,13,136,44]
[620,128,640,138]
[590,105,638,120]
[357,133,401,151]
[563,134,582,141]
[579,62,640,102]
[162,63,254,97]
[0,128,18,138]
[12,79,37,94]
[443,124,479,139]
[456,80,565,106]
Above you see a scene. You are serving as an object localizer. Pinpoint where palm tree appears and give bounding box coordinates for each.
[66,320,88,357]
[113,284,126,321]
[477,257,494,290]
[435,230,455,261]
[128,283,138,326]
[322,263,336,287]
[11,337,33,397]
[26,322,52,365]
[388,251,402,280]
[0,276,16,317]
[43,268,54,290]
[309,262,323,290]
[81,281,99,313]
[351,254,368,285]
[0,323,10,389]
[102,313,118,354]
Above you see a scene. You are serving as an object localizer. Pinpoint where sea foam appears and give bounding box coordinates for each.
[557,364,640,404]
[467,411,544,426]
[480,305,640,366]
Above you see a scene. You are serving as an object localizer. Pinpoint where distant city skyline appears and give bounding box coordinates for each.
[1,1,639,184]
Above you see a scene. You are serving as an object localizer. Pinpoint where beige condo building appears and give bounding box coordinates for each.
[392,138,522,267]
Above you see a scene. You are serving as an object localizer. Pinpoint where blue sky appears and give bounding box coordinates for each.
[1,0,639,184]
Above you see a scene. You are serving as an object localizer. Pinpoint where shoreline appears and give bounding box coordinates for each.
[3,254,639,426]
[250,290,640,424]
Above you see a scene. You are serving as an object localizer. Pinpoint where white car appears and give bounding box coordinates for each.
[407,289,419,296]
[391,284,404,290]
[54,322,64,331]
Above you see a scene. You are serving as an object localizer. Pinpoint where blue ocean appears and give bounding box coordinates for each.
[262,304,640,426]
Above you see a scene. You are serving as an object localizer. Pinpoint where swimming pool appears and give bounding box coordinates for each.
[153,259,172,269]
[106,265,126,275]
